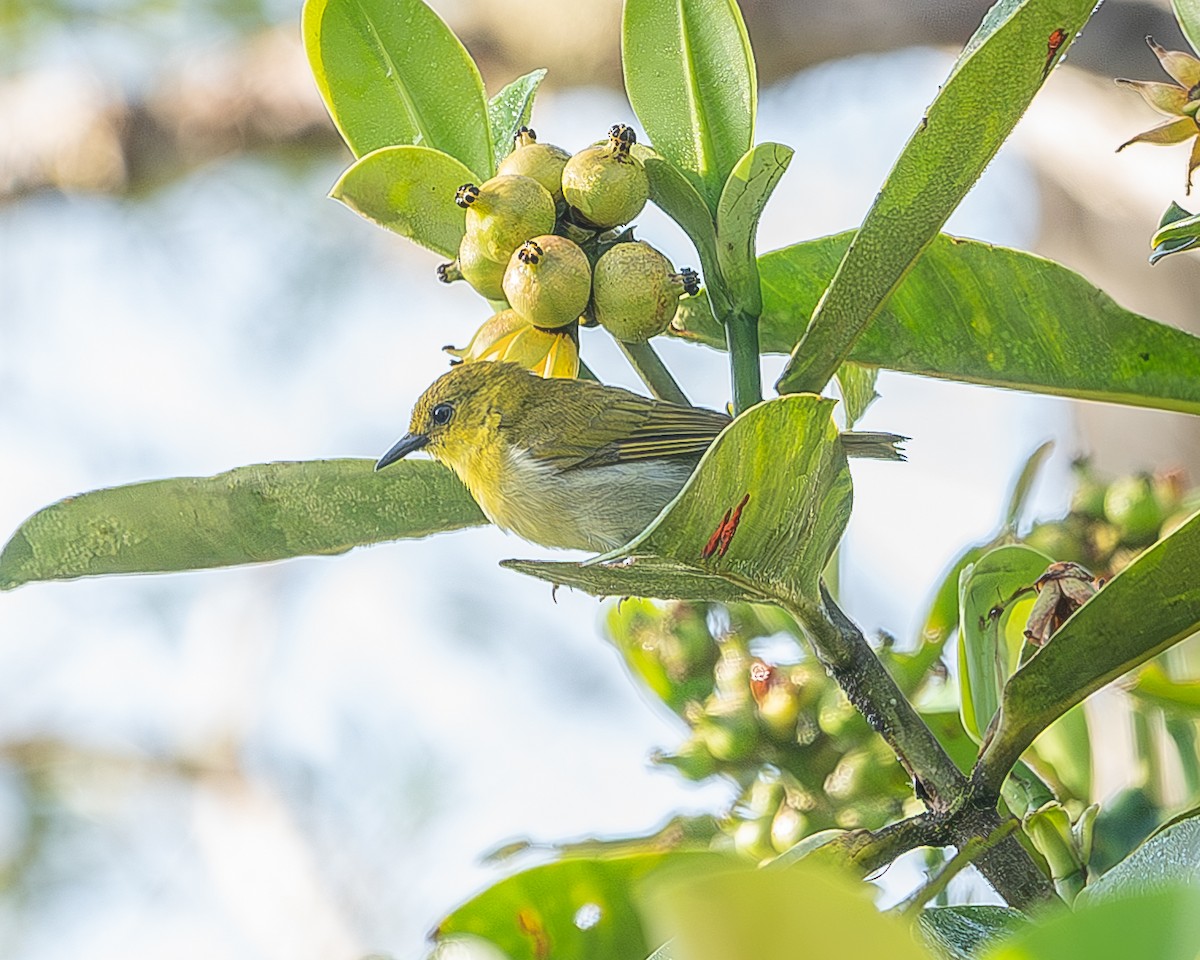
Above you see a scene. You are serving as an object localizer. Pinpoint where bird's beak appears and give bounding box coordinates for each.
[374,433,429,471]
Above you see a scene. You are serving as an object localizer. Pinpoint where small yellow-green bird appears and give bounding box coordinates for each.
[375,361,904,552]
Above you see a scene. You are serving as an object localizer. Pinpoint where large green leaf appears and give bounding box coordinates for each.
[641,861,933,960]
[775,0,1096,395]
[917,905,1026,960]
[0,460,485,589]
[302,0,492,176]
[982,886,1200,960]
[331,145,472,258]
[976,510,1200,791]
[715,142,793,316]
[957,545,1050,742]
[488,69,548,169]
[505,395,853,608]
[1173,0,1200,55]
[672,233,1200,415]
[1077,808,1200,904]
[432,853,726,960]
[622,0,756,212]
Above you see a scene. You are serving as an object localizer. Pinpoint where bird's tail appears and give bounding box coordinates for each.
[840,431,908,461]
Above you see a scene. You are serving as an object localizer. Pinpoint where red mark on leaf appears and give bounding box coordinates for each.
[700,494,751,560]
[518,908,551,960]
[1043,28,1067,79]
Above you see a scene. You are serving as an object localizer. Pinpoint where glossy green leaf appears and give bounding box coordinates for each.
[636,147,726,315]
[917,905,1026,960]
[432,853,727,960]
[834,364,880,428]
[331,145,472,258]
[1027,704,1091,801]
[958,545,1050,741]
[504,396,852,608]
[1173,0,1200,57]
[1149,201,1200,264]
[775,0,1097,395]
[985,887,1200,960]
[302,0,492,175]
[488,69,547,169]
[622,0,756,211]
[1078,808,1200,905]
[641,861,933,960]
[672,232,1200,415]
[0,460,485,589]
[715,142,793,315]
[977,511,1200,791]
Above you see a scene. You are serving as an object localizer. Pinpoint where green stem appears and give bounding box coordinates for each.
[617,340,691,406]
[723,308,762,414]
[899,820,1019,916]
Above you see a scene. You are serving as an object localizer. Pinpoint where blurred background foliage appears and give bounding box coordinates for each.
[6,0,1200,958]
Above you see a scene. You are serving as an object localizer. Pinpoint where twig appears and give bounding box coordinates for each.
[617,339,691,406]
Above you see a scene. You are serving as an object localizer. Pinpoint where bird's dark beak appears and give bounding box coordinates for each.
[374,433,429,471]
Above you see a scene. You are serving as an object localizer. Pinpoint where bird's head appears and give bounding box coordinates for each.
[375,361,536,473]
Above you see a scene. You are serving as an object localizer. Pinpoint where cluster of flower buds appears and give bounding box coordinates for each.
[1022,461,1196,577]
[605,600,914,861]
[439,126,700,375]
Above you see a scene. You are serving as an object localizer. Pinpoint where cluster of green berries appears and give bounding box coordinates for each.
[606,600,913,862]
[439,125,700,345]
[1022,460,1197,577]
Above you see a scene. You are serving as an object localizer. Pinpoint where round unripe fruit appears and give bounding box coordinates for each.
[1104,474,1164,545]
[592,241,699,342]
[561,129,649,229]
[456,175,556,264]
[439,232,507,300]
[497,127,571,202]
[502,235,592,329]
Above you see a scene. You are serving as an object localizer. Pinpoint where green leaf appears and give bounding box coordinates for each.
[984,887,1200,960]
[330,145,472,258]
[1149,201,1200,264]
[432,853,727,960]
[622,0,756,212]
[957,545,1050,741]
[636,147,726,315]
[714,142,793,315]
[1027,704,1091,801]
[834,364,880,429]
[673,232,1200,415]
[1003,441,1054,531]
[505,395,852,608]
[302,0,492,175]
[775,0,1097,395]
[977,510,1200,790]
[1079,808,1200,906]
[1129,662,1200,712]
[917,905,1026,960]
[641,861,934,960]
[1173,0,1200,57]
[488,69,548,169]
[0,460,485,589]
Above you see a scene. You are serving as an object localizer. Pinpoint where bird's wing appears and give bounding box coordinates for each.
[517,382,731,470]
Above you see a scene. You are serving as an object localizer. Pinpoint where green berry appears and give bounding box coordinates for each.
[592,241,698,342]
[438,232,507,300]
[502,235,592,329]
[497,127,571,202]
[1104,474,1164,545]
[455,175,556,264]
[561,127,649,229]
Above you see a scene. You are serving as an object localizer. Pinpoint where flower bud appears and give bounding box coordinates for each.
[502,235,592,330]
[444,309,579,379]
[497,127,571,203]
[592,241,699,342]
[561,126,649,229]
[455,174,556,264]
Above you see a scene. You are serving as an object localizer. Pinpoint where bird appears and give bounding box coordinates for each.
[375,361,905,552]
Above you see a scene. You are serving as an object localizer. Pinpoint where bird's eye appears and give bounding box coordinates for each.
[431,402,454,426]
